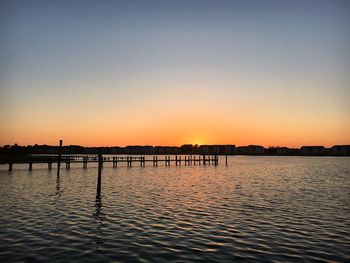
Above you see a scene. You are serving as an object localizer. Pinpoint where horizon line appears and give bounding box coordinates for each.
[1,143,350,149]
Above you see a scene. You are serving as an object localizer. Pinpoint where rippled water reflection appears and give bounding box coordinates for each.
[0,156,349,262]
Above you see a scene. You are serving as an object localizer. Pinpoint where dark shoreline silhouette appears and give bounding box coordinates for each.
[0,144,349,164]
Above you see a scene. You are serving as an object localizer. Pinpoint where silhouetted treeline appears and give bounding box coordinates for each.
[0,144,349,156]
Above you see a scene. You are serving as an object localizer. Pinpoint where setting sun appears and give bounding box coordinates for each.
[182,135,209,146]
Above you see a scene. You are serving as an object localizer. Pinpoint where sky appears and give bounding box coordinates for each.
[1,0,349,147]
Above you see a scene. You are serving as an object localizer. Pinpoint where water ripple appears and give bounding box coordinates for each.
[0,156,349,262]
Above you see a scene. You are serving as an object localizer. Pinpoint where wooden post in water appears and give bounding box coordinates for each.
[96,152,102,199]
[57,140,63,177]
[8,163,12,171]
[140,156,145,167]
[203,155,206,165]
[127,156,132,167]
[83,156,88,168]
[66,157,70,169]
[113,156,117,168]
[28,156,33,171]
[225,155,227,166]
[48,162,52,170]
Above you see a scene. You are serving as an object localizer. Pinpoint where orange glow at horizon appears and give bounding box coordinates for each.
[2,69,348,148]
[1,1,350,149]
[1,111,349,148]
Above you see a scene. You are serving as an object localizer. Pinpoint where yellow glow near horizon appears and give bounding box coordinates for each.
[182,136,208,146]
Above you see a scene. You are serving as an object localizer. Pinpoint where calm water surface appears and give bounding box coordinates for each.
[0,156,349,262]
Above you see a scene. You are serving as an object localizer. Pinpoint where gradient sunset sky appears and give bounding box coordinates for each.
[1,0,349,147]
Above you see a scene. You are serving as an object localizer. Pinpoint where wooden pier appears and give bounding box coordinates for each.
[2,155,220,171]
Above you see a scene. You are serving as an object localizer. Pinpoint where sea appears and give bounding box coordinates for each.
[0,156,349,262]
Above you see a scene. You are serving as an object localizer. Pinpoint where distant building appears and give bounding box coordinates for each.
[218,145,236,155]
[266,147,292,155]
[143,146,154,154]
[300,146,326,155]
[276,147,292,155]
[180,144,194,154]
[330,145,350,156]
[124,146,140,154]
[110,147,122,154]
[199,145,235,155]
[153,146,179,155]
[237,145,265,155]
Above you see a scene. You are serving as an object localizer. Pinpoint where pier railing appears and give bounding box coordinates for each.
[2,154,220,171]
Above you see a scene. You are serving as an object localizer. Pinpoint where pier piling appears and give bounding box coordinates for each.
[96,153,102,199]
[66,158,70,169]
[83,156,88,168]
[57,140,63,177]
